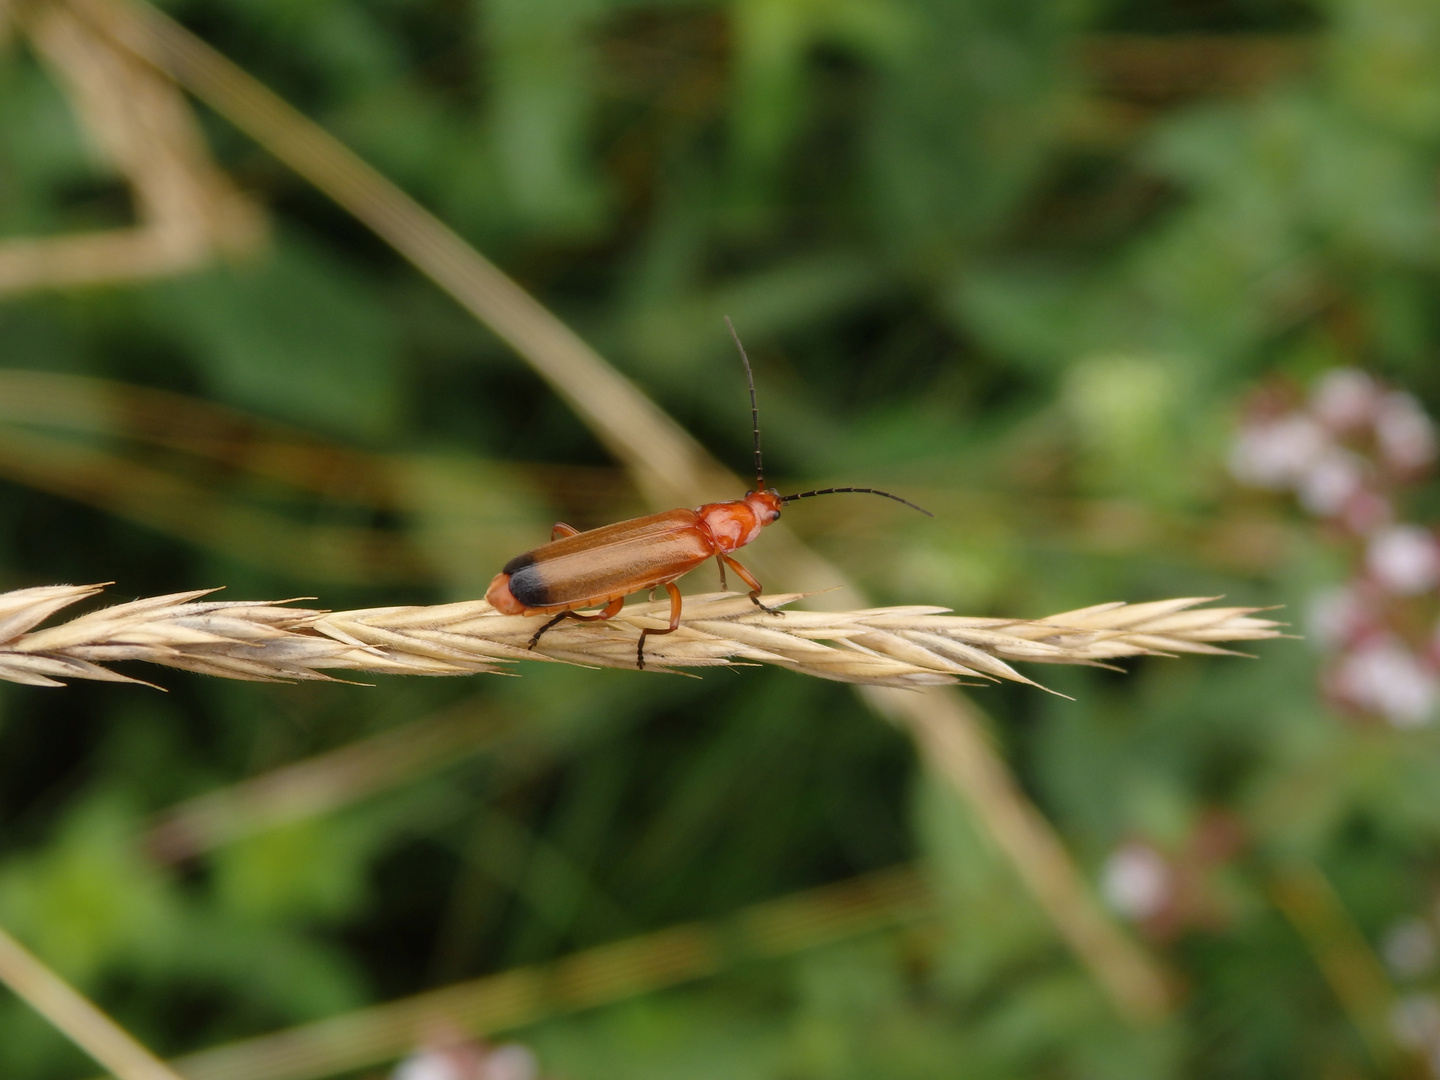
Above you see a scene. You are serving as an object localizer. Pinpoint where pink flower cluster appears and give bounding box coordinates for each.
[392,1036,538,1080]
[1231,369,1440,726]
[1100,812,1245,940]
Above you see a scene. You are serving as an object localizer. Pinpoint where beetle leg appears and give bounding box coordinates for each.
[528,595,624,650]
[720,554,781,615]
[636,581,683,669]
[716,555,728,591]
[550,522,581,541]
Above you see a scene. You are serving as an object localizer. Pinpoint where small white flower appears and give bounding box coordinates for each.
[1229,415,1330,489]
[1382,918,1438,979]
[1367,525,1440,595]
[1390,992,1440,1048]
[391,1044,535,1080]
[1312,369,1380,431]
[1308,586,1370,649]
[1332,637,1438,727]
[1101,842,1171,921]
[1297,449,1366,516]
[1376,392,1437,471]
[394,1053,467,1080]
[484,1046,539,1080]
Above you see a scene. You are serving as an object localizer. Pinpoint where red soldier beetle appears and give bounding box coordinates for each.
[485,319,932,669]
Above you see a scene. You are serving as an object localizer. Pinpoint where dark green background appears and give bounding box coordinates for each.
[3,0,1439,1075]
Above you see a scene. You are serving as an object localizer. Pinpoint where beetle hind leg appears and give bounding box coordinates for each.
[636,582,683,669]
[528,595,624,651]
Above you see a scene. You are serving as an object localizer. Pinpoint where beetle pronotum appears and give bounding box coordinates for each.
[485,320,932,669]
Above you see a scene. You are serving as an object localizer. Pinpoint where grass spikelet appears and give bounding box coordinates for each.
[0,584,1284,691]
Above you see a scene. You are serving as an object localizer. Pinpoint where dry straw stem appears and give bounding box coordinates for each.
[0,583,1281,691]
[0,922,185,1080]
[0,0,263,292]
[1268,863,1416,1077]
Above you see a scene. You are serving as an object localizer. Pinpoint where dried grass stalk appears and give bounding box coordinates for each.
[0,584,1282,691]
[0,922,186,1080]
[0,0,264,294]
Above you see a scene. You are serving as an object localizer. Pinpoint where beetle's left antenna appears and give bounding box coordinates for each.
[724,315,765,490]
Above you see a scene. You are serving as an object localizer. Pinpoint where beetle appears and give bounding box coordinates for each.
[485,319,932,669]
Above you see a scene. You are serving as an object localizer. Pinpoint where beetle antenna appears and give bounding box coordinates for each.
[724,315,764,490]
[781,487,934,517]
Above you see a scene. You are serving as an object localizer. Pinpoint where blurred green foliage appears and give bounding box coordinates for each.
[4,0,1440,1076]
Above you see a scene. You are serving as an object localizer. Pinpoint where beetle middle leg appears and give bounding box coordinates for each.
[636,581,683,670]
[719,554,782,615]
[716,555,728,591]
[528,595,623,651]
[550,522,581,541]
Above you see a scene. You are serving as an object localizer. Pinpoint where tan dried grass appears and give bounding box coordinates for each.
[0,0,263,294]
[0,583,1281,691]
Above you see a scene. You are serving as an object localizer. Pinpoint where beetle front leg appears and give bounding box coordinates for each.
[550,522,581,541]
[528,595,623,651]
[716,555,728,591]
[719,554,781,615]
[636,582,683,669]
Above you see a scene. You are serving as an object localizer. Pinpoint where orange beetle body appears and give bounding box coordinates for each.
[485,492,781,618]
[486,319,928,669]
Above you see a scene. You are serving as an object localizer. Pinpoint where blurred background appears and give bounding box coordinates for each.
[3,0,1440,1076]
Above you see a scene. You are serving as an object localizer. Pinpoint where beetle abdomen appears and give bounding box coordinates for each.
[504,556,554,608]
